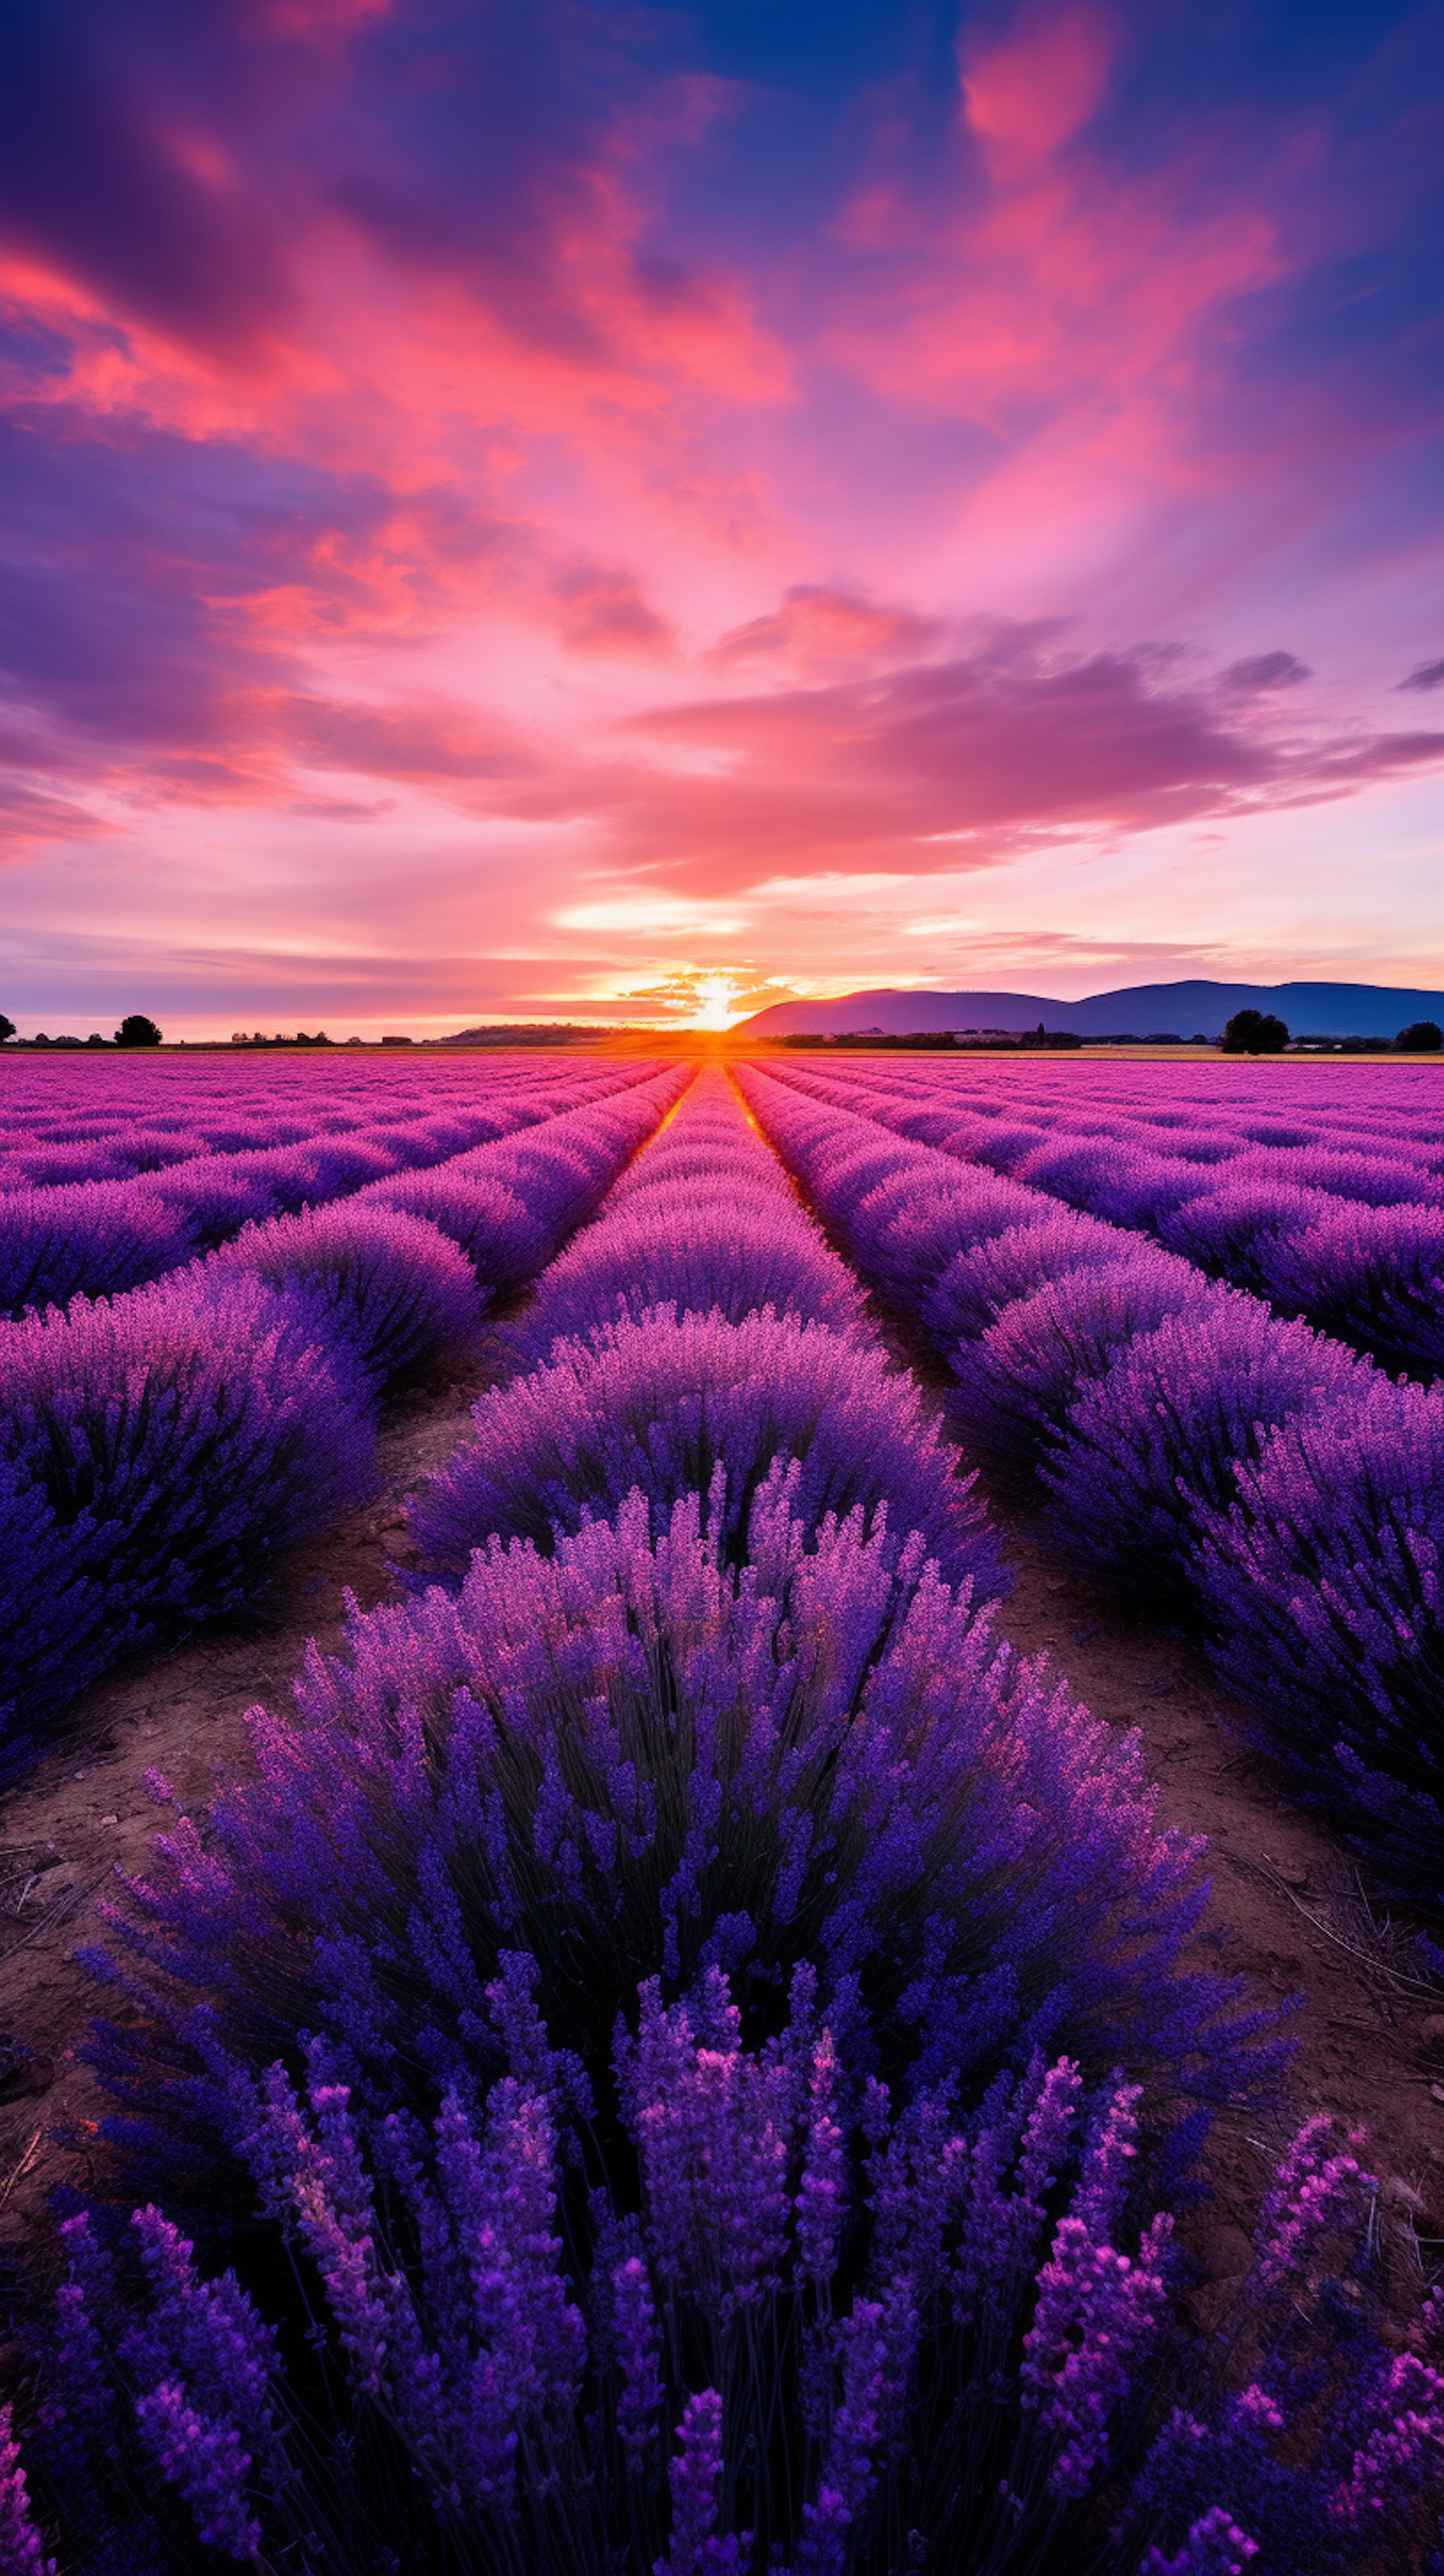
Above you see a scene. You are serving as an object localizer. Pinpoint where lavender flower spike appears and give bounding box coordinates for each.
[656,2387,748,2576]
[0,2407,56,2576]
[1328,2349,1444,2533]
[1142,2506,1260,2575]
[612,2253,664,2469]
[1020,2209,1173,2497]
[1250,2114,1375,2295]
[133,2379,264,2563]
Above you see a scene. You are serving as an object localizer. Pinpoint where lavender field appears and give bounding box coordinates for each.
[1,1051,1441,2574]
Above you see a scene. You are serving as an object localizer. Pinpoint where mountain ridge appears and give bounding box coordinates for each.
[736,980,1444,1042]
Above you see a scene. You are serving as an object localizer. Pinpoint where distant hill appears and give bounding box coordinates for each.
[430,1024,595,1045]
[736,981,1444,1042]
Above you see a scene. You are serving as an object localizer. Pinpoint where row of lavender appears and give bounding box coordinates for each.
[0,1054,584,1189]
[735,1063,1442,1922]
[0,1059,677,1317]
[766,1057,1444,1380]
[0,1065,689,1765]
[8,1071,1439,2573]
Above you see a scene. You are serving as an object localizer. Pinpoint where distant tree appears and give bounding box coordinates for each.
[1221,1008,1289,1054]
[0,1012,13,1043]
[115,1013,163,1047]
[86,1033,109,1046]
[1398,1019,1443,1051]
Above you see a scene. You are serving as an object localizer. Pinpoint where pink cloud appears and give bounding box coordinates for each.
[708,586,944,677]
[554,565,676,657]
[605,624,1442,890]
[962,5,1117,173]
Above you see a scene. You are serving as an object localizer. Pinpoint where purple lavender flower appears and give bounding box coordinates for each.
[788,2297,897,2576]
[1141,2506,1260,2575]
[623,1972,797,2319]
[1328,2349,1444,2532]
[1043,1297,1365,1612]
[0,2406,56,2576]
[132,2380,263,2561]
[209,1199,484,1391]
[1250,2115,1375,2295]
[656,2388,748,2576]
[612,2252,664,2467]
[1019,2208,1173,2496]
[0,1268,374,1755]
[409,1302,1006,1601]
[795,2025,847,2287]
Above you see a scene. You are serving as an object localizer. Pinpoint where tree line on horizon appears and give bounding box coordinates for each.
[2,1012,1442,1054]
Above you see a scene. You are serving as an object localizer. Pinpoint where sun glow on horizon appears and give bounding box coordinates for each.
[689,973,745,1031]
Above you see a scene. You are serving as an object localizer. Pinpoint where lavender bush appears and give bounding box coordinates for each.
[1260,1198,1444,1381]
[0,1271,374,1756]
[510,1194,863,1361]
[84,1480,1254,2197]
[361,1165,551,1289]
[1042,1301,1369,1613]
[138,1145,301,1244]
[19,1997,1441,2573]
[1191,1376,1444,1909]
[1016,1137,1215,1232]
[210,1201,484,1393]
[1156,1178,1334,1301]
[0,1177,193,1319]
[849,1165,1044,1301]
[407,1304,1006,1596]
[948,1259,1213,1483]
[1227,1143,1436,1209]
[921,1211,1137,1348]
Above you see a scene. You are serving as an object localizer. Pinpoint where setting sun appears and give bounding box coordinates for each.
[690,973,744,1032]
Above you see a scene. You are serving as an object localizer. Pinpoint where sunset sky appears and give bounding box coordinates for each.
[3,0,1441,1035]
